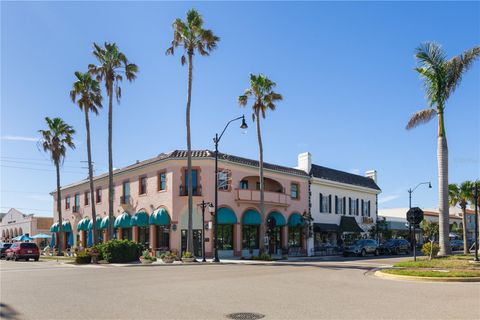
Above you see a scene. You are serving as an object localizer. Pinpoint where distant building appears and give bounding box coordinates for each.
[378,207,476,242]
[0,208,53,245]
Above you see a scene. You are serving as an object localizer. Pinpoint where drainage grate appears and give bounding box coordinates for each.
[226,313,265,320]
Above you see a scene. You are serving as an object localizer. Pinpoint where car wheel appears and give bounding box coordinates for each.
[395,248,400,255]
[374,249,379,256]
[405,249,410,255]
[360,249,366,257]
[14,254,19,261]
[25,258,29,261]
[34,257,39,261]
[343,253,348,257]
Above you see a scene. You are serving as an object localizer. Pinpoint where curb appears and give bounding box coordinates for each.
[374,270,480,282]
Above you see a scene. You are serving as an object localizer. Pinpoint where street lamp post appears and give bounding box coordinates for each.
[407,181,431,260]
[198,200,214,262]
[212,115,248,263]
[473,181,479,262]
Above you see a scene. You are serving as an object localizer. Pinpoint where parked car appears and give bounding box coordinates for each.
[450,239,464,251]
[343,239,379,257]
[378,239,410,255]
[5,242,40,261]
[0,243,12,259]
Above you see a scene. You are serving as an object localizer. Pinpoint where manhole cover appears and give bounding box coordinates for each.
[226,312,265,320]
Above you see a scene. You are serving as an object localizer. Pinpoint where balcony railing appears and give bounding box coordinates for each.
[179,185,202,197]
[235,189,290,206]
[120,195,130,205]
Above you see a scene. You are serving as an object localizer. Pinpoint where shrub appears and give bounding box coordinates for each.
[421,242,440,258]
[182,251,193,258]
[160,251,176,260]
[75,251,91,264]
[141,250,157,262]
[253,252,272,261]
[91,243,106,260]
[101,239,144,263]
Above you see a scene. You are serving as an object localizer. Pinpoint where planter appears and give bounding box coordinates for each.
[182,257,195,263]
[90,252,100,264]
[140,258,154,264]
[162,258,174,264]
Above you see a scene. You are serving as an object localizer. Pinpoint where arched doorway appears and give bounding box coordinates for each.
[266,211,286,255]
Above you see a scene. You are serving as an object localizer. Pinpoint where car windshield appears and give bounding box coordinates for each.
[354,240,365,245]
[20,243,37,249]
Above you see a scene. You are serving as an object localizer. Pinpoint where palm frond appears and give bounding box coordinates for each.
[406,108,437,130]
[445,46,480,99]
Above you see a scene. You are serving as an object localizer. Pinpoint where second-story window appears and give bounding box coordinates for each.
[335,196,345,214]
[240,180,249,190]
[158,172,166,191]
[291,183,299,199]
[84,191,90,206]
[184,169,199,195]
[139,176,147,195]
[218,171,229,191]
[74,194,80,212]
[65,196,70,210]
[349,198,358,216]
[320,193,331,213]
[96,188,102,203]
[122,181,130,204]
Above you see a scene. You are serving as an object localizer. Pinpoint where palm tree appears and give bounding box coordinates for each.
[238,74,283,252]
[39,117,75,255]
[70,71,103,245]
[88,42,138,240]
[406,42,479,256]
[448,181,473,254]
[166,9,219,254]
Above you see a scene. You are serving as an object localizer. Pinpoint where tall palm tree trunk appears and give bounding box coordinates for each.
[84,107,97,245]
[461,207,470,254]
[107,89,114,241]
[186,52,194,254]
[256,111,265,252]
[56,161,63,255]
[437,111,451,256]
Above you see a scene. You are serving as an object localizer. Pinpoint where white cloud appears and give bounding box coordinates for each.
[1,135,39,142]
[378,194,401,204]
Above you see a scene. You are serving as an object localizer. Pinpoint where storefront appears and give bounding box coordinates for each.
[149,208,171,253]
[114,212,132,241]
[266,211,286,255]
[217,207,237,258]
[241,209,261,256]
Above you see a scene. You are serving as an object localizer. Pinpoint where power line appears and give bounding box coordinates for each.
[0,206,51,213]
[1,165,86,175]
[0,190,50,194]
[0,156,106,166]
[1,159,86,169]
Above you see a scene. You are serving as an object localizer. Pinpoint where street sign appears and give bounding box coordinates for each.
[406,207,424,226]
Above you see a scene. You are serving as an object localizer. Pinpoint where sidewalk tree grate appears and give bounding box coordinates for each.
[226,313,265,320]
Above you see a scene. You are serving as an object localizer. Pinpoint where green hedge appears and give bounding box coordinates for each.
[94,240,144,263]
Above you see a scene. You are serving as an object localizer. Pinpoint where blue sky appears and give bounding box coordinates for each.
[1,1,479,217]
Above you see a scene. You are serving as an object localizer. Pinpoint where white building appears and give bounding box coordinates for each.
[297,152,381,253]
[0,208,53,245]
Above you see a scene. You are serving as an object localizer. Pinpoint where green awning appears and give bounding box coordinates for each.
[288,213,304,227]
[100,216,109,230]
[88,217,102,230]
[149,208,171,225]
[314,223,339,233]
[130,211,149,227]
[217,207,237,225]
[114,212,131,229]
[50,222,59,233]
[77,218,89,231]
[267,211,286,227]
[339,216,363,233]
[62,221,72,233]
[242,209,261,225]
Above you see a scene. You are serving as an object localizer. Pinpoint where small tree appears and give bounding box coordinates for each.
[420,220,439,260]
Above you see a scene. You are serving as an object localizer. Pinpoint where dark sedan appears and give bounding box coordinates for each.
[378,239,410,255]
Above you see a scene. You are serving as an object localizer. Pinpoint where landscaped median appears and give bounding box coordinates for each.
[376,255,480,282]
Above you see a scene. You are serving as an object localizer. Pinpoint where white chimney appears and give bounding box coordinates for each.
[297,152,312,173]
[365,170,377,183]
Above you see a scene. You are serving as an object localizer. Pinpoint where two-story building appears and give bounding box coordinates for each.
[1,208,53,247]
[296,152,381,251]
[51,150,309,258]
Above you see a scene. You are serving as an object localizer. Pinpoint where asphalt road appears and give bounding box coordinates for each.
[1,256,479,320]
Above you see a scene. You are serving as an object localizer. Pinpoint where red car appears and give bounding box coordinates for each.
[6,242,40,261]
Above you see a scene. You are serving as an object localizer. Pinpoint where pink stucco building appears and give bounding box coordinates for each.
[51,150,309,258]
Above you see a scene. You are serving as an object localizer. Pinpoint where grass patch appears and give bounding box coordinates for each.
[394,256,479,270]
[382,268,480,278]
